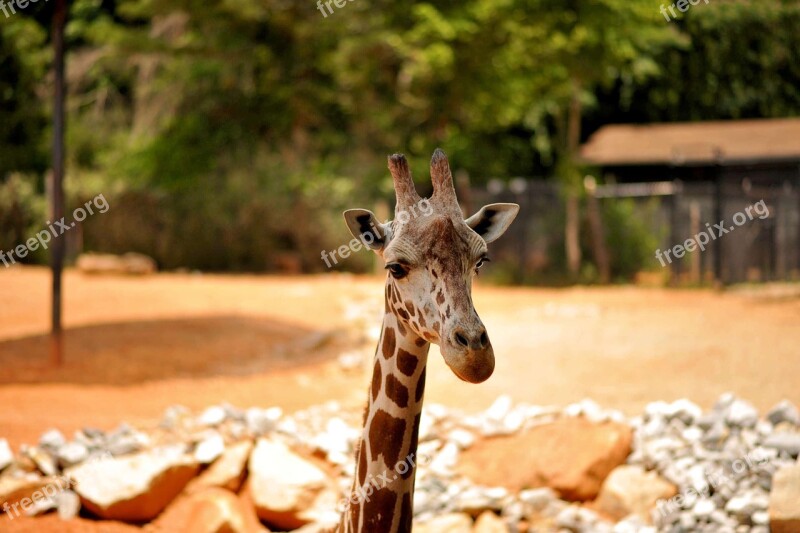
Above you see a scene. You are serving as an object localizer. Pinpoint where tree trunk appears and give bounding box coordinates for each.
[51,0,67,365]
[585,177,610,283]
[564,79,583,278]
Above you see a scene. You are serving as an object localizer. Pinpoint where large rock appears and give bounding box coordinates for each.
[76,252,157,275]
[458,418,632,501]
[65,445,200,521]
[248,438,338,530]
[769,463,800,533]
[154,487,269,533]
[0,471,68,509]
[0,439,14,472]
[188,440,253,494]
[595,464,676,522]
[414,512,473,533]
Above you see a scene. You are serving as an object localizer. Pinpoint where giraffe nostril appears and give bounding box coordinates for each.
[479,331,489,348]
[454,331,469,347]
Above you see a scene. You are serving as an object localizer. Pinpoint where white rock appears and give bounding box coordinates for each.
[249,438,337,530]
[726,399,759,428]
[194,433,225,464]
[57,489,81,520]
[57,442,89,467]
[189,440,253,494]
[502,410,525,433]
[199,406,227,427]
[678,512,697,529]
[160,405,190,430]
[766,400,800,426]
[769,462,800,532]
[556,505,601,530]
[39,429,66,450]
[23,492,58,517]
[23,446,58,476]
[428,442,459,477]
[246,406,282,436]
[518,487,558,513]
[763,433,800,457]
[65,445,200,521]
[596,465,676,521]
[666,399,703,424]
[0,439,13,471]
[485,395,512,421]
[693,498,716,519]
[447,429,475,450]
[751,509,769,525]
[725,492,768,520]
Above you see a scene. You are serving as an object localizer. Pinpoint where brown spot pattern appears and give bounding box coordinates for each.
[405,301,416,316]
[396,349,417,377]
[385,374,409,408]
[382,327,396,359]
[402,413,422,480]
[368,409,406,469]
[397,308,409,320]
[350,499,361,531]
[358,439,368,486]
[362,487,398,532]
[414,337,427,347]
[436,290,445,305]
[372,360,382,402]
[415,367,426,402]
[398,492,413,532]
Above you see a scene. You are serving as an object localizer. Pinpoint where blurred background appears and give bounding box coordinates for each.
[1,0,799,531]
[2,0,798,282]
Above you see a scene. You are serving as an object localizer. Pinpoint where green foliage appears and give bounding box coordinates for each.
[597,0,800,122]
[602,198,662,281]
[0,174,47,264]
[0,0,798,274]
[0,19,49,177]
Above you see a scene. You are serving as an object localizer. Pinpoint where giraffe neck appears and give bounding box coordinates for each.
[340,303,430,533]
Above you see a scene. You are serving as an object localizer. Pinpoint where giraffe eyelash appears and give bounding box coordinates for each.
[385,262,409,279]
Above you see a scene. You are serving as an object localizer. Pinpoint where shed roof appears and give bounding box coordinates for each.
[580,118,800,166]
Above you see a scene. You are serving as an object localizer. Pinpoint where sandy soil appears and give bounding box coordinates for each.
[1,266,799,529]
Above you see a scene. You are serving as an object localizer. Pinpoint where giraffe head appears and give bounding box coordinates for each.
[344,149,518,384]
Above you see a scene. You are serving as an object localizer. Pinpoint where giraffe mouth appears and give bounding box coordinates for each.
[443,347,495,384]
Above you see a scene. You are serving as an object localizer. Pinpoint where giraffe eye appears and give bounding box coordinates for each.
[476,256,490,270]
[386,263,408,279]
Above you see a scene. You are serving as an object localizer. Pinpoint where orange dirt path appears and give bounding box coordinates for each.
[1,267,799,530]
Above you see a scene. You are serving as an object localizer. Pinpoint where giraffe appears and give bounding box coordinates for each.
[336,149,519,532]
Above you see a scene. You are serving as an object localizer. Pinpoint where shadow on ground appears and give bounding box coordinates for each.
[0,315,347,386]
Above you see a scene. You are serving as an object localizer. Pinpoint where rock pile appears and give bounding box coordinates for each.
[76,252,157,275]
[0,394,798,532]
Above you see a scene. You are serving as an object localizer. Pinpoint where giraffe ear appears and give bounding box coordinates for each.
[343,209,389,251]
[465,203,520,244]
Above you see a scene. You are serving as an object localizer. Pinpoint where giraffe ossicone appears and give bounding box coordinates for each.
[337,149,519,532]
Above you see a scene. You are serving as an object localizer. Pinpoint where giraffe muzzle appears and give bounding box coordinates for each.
[441,339,495,383]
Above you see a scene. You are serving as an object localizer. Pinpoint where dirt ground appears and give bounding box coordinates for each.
[1,266,799,529]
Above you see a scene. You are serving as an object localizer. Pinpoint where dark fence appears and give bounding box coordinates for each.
[473,177,800,285]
